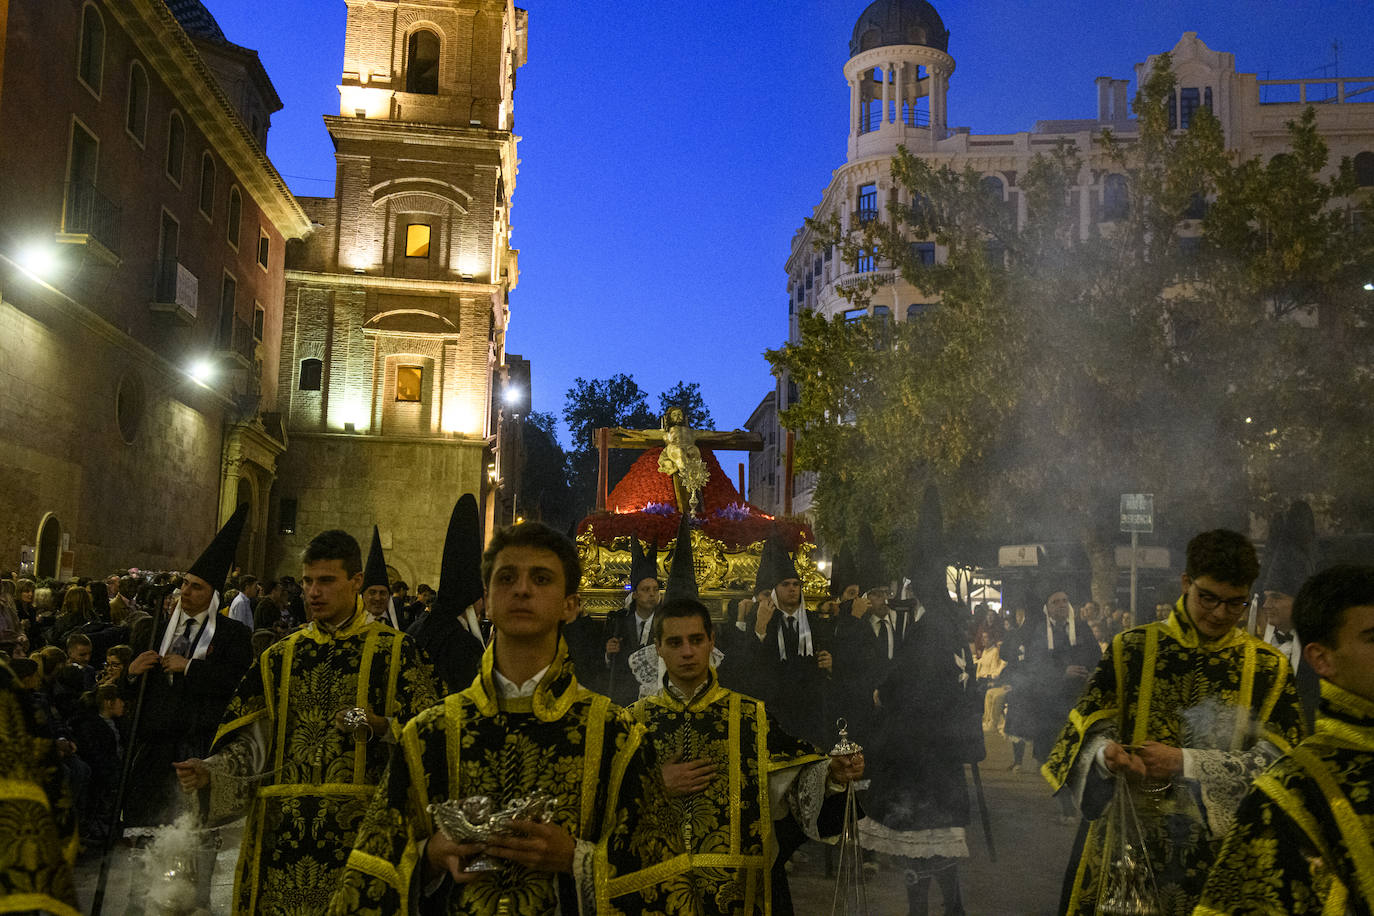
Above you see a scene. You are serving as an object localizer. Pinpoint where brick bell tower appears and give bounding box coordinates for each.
[269,1,527,582]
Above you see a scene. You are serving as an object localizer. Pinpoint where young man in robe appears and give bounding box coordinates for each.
[1042,529,1306,915]
[1194,564,1374,914]
[610,597,863,914]
[327,521,648,915]
[174,528,439,915]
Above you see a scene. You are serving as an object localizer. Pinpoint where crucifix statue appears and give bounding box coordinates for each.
[594,411,764,514]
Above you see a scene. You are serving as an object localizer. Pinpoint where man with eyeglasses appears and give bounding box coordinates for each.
[1042,529,1306,916]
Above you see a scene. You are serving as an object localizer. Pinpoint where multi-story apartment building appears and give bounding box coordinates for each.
[0,0,310,576]
[766,0,1374,520]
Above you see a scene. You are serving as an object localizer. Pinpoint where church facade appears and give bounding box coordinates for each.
[764,0,1374,520]
[265,0,527,585]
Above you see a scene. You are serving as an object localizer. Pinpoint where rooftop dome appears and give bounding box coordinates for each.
[849,0,949,56]
[165,0,227,43]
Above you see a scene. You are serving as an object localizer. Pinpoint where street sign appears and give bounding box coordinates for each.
[1115,545,1171,570]
[1120,493,1154,533]
[998,544,1045,567]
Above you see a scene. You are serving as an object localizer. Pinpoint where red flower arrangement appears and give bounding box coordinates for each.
[578,448,812,550]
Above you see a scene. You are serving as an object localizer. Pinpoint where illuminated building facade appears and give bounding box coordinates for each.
[769,0,1374,520]
[0,0,310,577]
[266,0,526,584]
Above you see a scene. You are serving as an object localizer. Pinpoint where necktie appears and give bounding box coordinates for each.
[783,616,799,658]
[639,616,652,646]
[880,618,893,660]
[171,618,196,656]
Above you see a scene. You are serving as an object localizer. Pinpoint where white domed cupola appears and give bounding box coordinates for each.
[845,0,955,157]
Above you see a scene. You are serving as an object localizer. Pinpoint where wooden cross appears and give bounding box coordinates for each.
[594,426,764,511]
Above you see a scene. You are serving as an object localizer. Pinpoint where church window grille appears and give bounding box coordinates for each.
[298,359,322,391]
[406,30,441,95]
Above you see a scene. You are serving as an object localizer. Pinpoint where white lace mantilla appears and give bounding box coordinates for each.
[856,819,968,859]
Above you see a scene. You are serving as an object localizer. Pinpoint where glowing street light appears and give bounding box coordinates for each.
[504,385,523,406]
[188,358,216,386]
[1364,282,1373,292]
[17,242,58,280]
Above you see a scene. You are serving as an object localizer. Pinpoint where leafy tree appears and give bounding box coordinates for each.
[658,381,715,430]
[518,411,573,532]
[563,374,657,453]
[769,55,1374,595]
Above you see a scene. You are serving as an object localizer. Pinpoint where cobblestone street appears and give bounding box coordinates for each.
[73,728,1076,915]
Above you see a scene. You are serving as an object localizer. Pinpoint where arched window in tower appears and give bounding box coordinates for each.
[406,30,441,95]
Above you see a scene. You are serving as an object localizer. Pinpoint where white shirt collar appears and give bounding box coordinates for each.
[493,663,551,698]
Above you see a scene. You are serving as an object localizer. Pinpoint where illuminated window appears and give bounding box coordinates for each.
[405,224,431,258]
[395,366,423,402]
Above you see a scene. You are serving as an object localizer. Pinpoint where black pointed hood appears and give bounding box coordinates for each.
[829,545,858,600]
[629,535,659,590]
[754,529,800,595]
[186,503,248,594]
[434,494,484,619]
[856,523,888,594]
[363,526,389,591]
[1263,501,1317,596]
[908,485,948,609]
[665,513,698,601]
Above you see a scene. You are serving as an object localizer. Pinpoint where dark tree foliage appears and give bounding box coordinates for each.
[768,56,1374,587]
[658,381,715,431]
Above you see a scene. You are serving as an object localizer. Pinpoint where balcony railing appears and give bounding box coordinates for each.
[62,181,121,256]
[151,258,199,319]
[218,314,256,365]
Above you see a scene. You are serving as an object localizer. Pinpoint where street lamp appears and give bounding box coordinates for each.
[16,242,59,281]
[188,358,216,386]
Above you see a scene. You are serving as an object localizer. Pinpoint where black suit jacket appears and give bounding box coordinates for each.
[743,606,833,749]
[127,613,254,753]
[601,606,659,707]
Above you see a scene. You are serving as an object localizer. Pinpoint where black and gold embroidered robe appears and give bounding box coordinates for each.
[608,670,830,915]
[0,661,79,916]
[327,638,646,915]
[1042,598,1306,916]
[209,614,439,915]
[1194,680,1374,915]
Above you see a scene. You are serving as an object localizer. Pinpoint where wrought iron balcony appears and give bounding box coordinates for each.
[62,181,121,256]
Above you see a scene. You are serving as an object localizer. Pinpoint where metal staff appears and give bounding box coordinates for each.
[968,761,998,862]
[90,618,159,916]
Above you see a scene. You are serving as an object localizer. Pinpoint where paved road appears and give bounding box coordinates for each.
[74,731,1077,915]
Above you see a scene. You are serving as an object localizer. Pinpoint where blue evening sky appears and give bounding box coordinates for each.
[202,0,1374,450]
